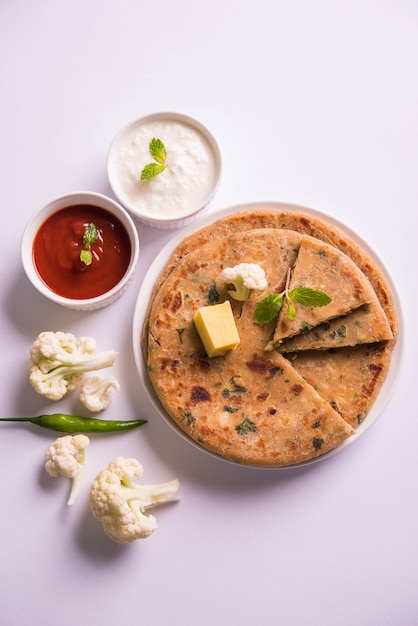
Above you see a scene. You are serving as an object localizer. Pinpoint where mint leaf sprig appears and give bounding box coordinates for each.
[254,268,331,325]
[140,138,167,180]
[80,223,98,266]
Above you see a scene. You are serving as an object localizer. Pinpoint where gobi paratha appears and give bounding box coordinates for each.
[142,206,398,466]
[147,228,355,467]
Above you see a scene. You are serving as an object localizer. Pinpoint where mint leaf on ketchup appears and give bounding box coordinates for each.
[80,249,93,266]
[80,222,98,266]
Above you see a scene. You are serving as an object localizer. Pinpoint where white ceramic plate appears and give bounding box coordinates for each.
[132,201,404,468]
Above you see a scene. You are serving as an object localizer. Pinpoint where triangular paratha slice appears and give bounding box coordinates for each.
[272,235,381,345]
[285,342,392,429]
[277,301,393,352]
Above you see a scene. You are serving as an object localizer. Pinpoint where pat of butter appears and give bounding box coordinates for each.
[193,300,240,358]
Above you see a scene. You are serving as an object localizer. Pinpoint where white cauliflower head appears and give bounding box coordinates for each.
[45,434,90,505]
[79,375,120,412]
[28,331,117,401]
[89,456,180,543]
[220,263,268,301]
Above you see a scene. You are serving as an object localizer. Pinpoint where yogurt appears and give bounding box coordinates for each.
[108,115,221,227]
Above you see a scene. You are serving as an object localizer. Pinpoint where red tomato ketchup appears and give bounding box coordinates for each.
[33,205,132,299]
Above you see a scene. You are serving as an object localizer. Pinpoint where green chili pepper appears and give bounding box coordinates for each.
[0,414,147,434]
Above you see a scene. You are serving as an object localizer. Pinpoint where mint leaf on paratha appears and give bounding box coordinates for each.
[290,287,332,307]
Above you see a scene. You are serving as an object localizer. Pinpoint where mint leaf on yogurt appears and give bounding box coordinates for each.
[141,162,166,180]
[149,138,166,164]
[140,138,167,180]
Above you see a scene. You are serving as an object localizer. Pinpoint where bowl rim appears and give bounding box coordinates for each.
[21,190,140,307]
[106,110,222,224]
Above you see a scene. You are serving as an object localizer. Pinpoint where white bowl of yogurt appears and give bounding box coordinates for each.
[107,112,222,229]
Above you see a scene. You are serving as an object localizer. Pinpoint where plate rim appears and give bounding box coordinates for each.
[132,200,404,469]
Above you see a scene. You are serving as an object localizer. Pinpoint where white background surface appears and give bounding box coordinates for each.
[0,2,416,625]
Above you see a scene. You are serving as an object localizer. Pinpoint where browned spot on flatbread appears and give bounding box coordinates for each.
[161,290,182,314]
[160,357,179,371]
[246,355,284,378]
[290,383,303,395]
[369,362,383,376]
[197,358,211,372]
[190,386,211,403]
[257,391,270,402]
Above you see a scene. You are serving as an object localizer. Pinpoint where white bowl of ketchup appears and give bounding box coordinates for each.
[21,191,140,310]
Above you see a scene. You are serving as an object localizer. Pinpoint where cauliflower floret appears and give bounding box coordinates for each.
[79,375,120,412]
[29,331,117,401]
[220,263,268,301]
[89,456,180,543]
[45,434,90,505]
